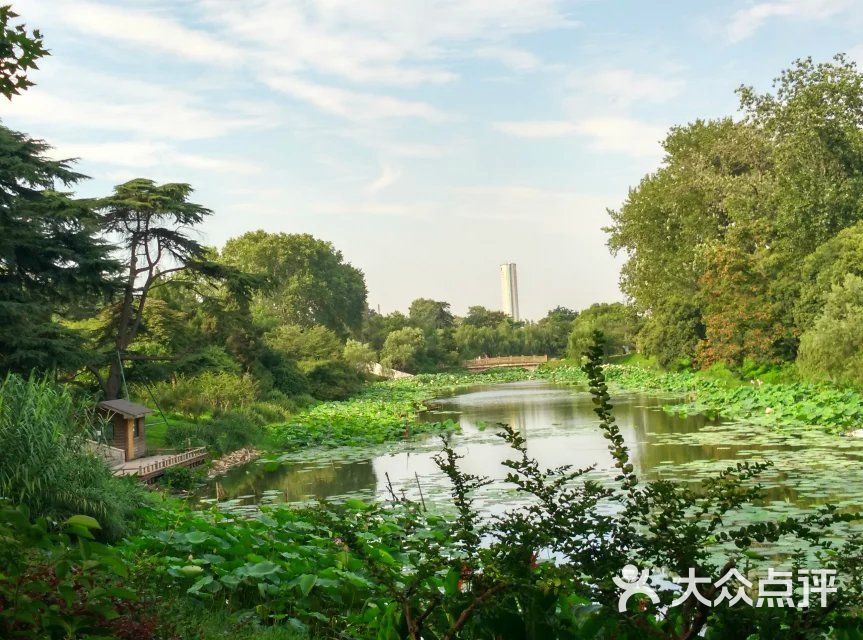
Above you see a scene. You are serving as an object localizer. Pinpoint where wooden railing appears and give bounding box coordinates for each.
[463,355,549,371]
[136,447,207,479]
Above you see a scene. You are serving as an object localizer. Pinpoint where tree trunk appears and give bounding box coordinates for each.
[105,358,122,400]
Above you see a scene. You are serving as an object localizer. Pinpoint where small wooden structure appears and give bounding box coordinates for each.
[97,398,207,483]
[463,355,549,372]
[97,399,153,461]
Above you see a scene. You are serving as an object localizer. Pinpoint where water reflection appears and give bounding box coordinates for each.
[209,380,730,505]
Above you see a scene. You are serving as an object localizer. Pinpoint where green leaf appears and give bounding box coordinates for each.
[65,514,101,530]
[298,573,317,596]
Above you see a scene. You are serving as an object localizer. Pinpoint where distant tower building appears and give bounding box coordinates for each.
[500,263,520,321]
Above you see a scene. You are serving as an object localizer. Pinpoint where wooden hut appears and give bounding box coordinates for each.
[97,399,153,461]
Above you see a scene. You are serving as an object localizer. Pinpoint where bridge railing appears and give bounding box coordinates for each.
[463,355,548,369]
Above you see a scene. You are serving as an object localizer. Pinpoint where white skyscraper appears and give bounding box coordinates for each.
[500,263,520,321]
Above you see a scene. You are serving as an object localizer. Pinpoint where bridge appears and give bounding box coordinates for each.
[463,355,549,372]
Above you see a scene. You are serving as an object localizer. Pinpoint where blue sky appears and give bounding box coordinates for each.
[3,0,862,319]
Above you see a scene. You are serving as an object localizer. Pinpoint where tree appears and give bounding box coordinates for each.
[380,327,425,373]
[797,274,863,387]
[0,5,48,99]
[607,55,863,367]
[265,324,342,363]
[222,231,366,336]
[343,339,377,371]
[360,309,410,351]
[0,125,117,374]
[636,300,704,369]
[96,179,218,398]
[463,306,509,329]
[567,303,641,361]
[408,298,454,333]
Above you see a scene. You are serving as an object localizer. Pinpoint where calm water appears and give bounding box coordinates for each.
[204,380,863,512]
[204,381,749,506]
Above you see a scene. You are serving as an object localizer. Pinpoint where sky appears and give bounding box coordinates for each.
[3,0,863,320]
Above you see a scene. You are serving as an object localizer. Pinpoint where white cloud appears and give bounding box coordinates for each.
[3,70,275,140]
[197,0,574,85]
[476,46,542,72]
[312,201,431,219]
[494,117,666,158]
[366,165,402,194]
[265,76,452,122]
[571,68,684,105]
[35,0,241,63]
[49,141,261,174]
[494,120,579,138]
[727,0,851,42]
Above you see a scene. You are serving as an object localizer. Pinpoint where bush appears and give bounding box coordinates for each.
[265,324,342,362]
[381,326,425,372]
[342,339,377,371]
[797,273,863,387]
[140,372,259,418]
[301,359,365,400]
[0,375,144,541]
[164,411,262,456]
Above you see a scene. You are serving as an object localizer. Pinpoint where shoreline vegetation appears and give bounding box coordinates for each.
[5,341,863,639]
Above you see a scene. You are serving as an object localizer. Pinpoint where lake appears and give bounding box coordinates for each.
[201,380,863,515]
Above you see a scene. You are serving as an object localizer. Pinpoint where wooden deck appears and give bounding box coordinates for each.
[113,447,207,482]
[463,355,549,372]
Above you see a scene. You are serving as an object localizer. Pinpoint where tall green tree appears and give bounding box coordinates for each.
[222,231,367,336]
[607,55,863,367]
[96,179,219,398]
[408,298,453,333]
[0,125,117,373]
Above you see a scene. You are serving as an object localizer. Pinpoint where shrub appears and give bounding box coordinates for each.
[0,375,144,541]
[141,372,259,418]
[342,339,377,371]
[164,411,262,456]
[265,324,342,362]
[797,273,863,387]
[301,359,365,400]
[381,326,425,372]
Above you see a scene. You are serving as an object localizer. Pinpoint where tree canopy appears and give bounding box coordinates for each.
[607,55,863,368]
[222,231,367,336]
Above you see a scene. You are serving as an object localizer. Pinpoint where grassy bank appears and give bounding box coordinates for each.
[537,363,863,433]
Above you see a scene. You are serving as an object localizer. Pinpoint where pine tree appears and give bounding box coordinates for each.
[0,125,118,373]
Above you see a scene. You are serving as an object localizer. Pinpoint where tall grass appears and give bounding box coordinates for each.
[0,374,144,540]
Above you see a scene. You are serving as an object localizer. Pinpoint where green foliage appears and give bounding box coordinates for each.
[797,273,863,387]
[164,411,262,456]
[342,338,376,371]
[265,324,342,362]
[0,5,48,98]
[0,124,118,375]
[129,335,863,639]
[409,298,454,332]
[97,178,229,398]
[608,55,863,367]
[159,465,205,492]
[463,305,510,328]
[142,371,259,418]
[299,359,365,400]
[381,326,425,372]
[567,302,642,361]
[0,503,146,639]
[636,300,704,369]
[266,394,457,450]
[0,375,143,541]
[221,231,367,335]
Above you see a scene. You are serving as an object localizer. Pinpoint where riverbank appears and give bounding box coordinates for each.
[537,363,863,434]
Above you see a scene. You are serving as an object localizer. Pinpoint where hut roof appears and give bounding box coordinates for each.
[97,399,153,419]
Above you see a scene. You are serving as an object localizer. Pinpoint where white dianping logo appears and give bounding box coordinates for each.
[614,564,837,612]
